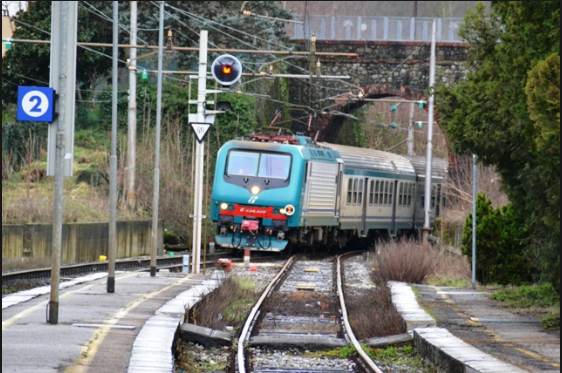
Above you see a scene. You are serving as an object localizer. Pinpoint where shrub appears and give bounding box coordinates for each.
[375,238,438,284]
[462,194,535,285]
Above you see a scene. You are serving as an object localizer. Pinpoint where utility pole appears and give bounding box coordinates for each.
[407,102,415,156]
[107,0,118,293]
[472,155,478,289]
[151,1,165,277]
[423,19,436,243]
[48,1,78,325]
[192,30,209,275]
[127,1,137,209]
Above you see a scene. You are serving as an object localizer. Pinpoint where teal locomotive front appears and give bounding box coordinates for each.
[211,138,308,251]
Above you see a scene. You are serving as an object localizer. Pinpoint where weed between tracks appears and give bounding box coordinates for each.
[306,345,433,373]
[185,277,260,334]
[346,281,405,340]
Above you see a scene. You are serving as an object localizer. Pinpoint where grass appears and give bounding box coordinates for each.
[490,284,560,309]
[306,345,427,372]
[425,275,471,288]
[490,284,560,330]
[186,277,259,334]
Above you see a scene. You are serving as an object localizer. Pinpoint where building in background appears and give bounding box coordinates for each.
[2,8,14,56]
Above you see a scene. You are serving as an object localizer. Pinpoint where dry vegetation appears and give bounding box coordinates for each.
[346,282,405,340]
[375,238,472,285]
[185,277,259,333]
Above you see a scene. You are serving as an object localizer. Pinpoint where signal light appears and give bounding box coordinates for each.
[212,54,242,88]
[141,70,148,80]
[418,100,427,109]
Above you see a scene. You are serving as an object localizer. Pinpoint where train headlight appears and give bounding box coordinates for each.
[220,203,229,210]
[279,208,286,215]
[284,205,295,216]
[251,186,261,195]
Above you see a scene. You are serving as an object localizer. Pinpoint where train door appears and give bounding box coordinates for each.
[360,177,369,237]
[335,159,344,217]
[391,180,399,236]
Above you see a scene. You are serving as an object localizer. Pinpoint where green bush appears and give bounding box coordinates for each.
[462,194,535,285]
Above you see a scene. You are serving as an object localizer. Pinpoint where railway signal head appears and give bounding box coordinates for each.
[212,54,242,89]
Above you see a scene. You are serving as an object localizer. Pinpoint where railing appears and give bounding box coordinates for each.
[289,16,465,43]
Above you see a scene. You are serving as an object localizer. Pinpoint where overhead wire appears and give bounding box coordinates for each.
[81,1,149,45]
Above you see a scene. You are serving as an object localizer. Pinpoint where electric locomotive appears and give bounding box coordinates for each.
[210,131,446,251]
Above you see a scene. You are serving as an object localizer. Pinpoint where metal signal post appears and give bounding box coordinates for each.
[423,19,437,243]
[191,30,209,275]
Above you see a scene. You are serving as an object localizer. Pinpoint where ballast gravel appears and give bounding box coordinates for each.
[250,349,357,372]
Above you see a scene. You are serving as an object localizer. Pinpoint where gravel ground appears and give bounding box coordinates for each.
[250,349,357,372]
[344,254,377,292]
[175,342,230,373]
[228,262,286,291]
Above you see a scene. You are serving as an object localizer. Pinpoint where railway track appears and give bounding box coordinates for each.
[234,253,384,373]
[2,253,279,287]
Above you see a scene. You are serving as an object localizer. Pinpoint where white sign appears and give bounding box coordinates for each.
[21,90,50,117]
[190,122,212,143]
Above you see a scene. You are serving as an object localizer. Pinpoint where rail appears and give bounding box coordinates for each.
[236,253,384,372]
[289,15,466,43]
[337,252,384,373]
[237,256,295,373]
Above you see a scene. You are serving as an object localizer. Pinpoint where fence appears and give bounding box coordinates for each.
[289,16,465,43]
[2,220,163,264]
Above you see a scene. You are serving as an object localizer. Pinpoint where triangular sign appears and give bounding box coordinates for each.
[190,122,212,143]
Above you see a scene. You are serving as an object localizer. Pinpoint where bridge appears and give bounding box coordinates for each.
[286,17,469,142]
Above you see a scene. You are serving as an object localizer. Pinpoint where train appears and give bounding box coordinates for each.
[210,130,447,252]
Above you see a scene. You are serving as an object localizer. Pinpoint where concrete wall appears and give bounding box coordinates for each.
[2,13,13,56]
[2,221,163,264]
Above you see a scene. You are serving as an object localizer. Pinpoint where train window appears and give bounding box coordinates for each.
[227,151,260,176]
[398,183,404,207]
[383,182,389,205]
[432,185,437,208]
[358,179,364,205]
[369,180,375,205]
[352,178,359,205]
[347,179,353,205]
[407,184,414,206]
[259,154,291,179]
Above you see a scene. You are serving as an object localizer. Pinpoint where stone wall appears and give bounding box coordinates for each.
[292,40,468,101]
[288,40,469,141]
[2,221,163,264]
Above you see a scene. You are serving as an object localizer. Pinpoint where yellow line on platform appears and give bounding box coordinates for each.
[64,274,195,373]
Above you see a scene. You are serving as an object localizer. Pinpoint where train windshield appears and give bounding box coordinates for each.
[259,154,291,179]
[227,151,291,179]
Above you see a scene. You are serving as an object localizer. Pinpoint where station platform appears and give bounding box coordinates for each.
[415,285,560,373]
[2,270,218,373]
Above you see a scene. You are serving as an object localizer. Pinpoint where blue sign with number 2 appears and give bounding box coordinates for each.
[17,86,56,123]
